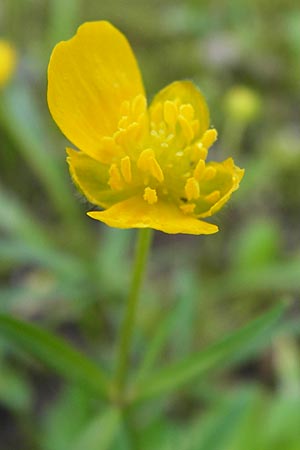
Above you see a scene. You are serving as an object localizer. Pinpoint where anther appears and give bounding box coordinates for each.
[180,104,194,120]
[150,102,163,123]
[201,129,218,149]
[180,203,196,214]
[108,164,123,191]
[205,190,221,203]
[202,166,217,181]
[163,101,178,128]
[185,177,200,201]
[120,156,132,183]
[137,149,164,183]
[143,187,158,205]
[132,95,147,117]
[178,115,194,143]
[193,159,205,180]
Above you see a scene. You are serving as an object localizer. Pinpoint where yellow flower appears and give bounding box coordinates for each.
[0,40,17,87]
[47,21,244,235]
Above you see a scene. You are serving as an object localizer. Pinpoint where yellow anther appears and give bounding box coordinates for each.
[201,129,218,149]
[149,157,164,183]
[205,190,221,203]
[120,156,132,183]
[137,148,154,171]
[132,95,147,117]
[193,159,205,180]
[126,121,140,141]
[190,142,206,161]
[108,164,123,191]
[180,203,196,214]
[137,149,164,183]
[143,187,158,205]
[198,146,208,161]
[180,104,194,120]
[192,119,200,136]
[163,100,178,127]
[151,102,163,123]
[178,115,194,142]
[202,166,217,181]
[114,129,127,146]
[185,177,200,201]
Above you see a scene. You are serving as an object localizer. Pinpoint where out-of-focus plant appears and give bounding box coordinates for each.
[0,40,17,87]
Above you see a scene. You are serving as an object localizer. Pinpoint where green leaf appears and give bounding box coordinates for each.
[73,407,121,450]
[135,303,285,402]
[0,314,109,399]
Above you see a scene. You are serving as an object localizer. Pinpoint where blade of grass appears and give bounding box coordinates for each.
[73,407,121,450]
[0,314,109,399]
[134,303,285,402]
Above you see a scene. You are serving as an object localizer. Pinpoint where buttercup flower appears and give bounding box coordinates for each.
[0,40,17,87]
[48,21,244,234]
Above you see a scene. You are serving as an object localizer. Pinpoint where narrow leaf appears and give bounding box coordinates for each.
[135,303,285,402]
[73,407,121,450]
[0,315,109,399]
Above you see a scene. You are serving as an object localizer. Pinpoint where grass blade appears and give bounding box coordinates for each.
[0,314,109,399]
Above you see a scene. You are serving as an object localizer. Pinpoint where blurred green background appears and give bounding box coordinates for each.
[1,0,300,449]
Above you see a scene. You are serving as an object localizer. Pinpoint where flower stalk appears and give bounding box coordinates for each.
[114,228,153,400]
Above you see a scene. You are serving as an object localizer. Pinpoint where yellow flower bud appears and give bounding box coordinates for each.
[0,40,17,88]
[224,86,261,123]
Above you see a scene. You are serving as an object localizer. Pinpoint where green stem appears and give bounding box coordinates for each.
[114,228,153,399]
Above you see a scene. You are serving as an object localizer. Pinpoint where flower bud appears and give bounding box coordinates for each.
[224,86,261,123]
[0,40,17,88]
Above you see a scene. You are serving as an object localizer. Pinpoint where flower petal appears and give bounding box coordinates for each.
[198,158,245,218]
[87,197,218,235]
[48,21,145,161]
[149,80,210,138]
[67,148,129,208]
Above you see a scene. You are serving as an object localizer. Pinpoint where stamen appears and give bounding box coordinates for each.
[120,156,132,183]
[163,101,178,128]
[108,164,123,191]
[180,203,196,214]
[143,187,158,204]
[151,102,163,123]
[193,159,205,180]
[185,177,200,201]
[192,119,200,136]
[137,149,164,183]
[178,115,194,143]
[118,116,129,129]
[205,190,221,203]
[201,129,218,149]
[132,95,147,117]
[180,104,194,120]
[202,166,217,181]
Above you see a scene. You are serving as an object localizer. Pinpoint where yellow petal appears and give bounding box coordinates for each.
[48,21,145,162]
[87,197,218,235]
[67,148,125,208]
[199,159,244,218]
[149,80,210,139]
